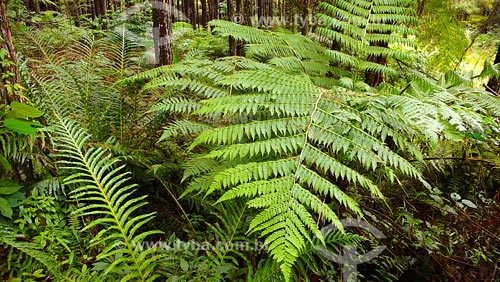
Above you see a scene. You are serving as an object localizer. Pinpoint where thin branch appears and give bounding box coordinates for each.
[454,0,500,70]
[410,157,499,165]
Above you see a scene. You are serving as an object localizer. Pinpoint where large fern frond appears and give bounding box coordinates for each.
[186,66,425,280]
[54,118,164,282]
[209,20,339,82]
[315,0,418,80]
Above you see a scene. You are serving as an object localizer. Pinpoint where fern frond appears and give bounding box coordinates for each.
[54,118,164,282]
[187,67,425,280]
[315,0,418,82]
[160,119,212,141]
[149,97,202,115]
[0,227,61,279]
[210,20,333,79]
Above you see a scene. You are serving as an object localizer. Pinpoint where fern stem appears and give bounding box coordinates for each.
[216,204,247,264]
[57,117,148,282]
[154,173,196,234]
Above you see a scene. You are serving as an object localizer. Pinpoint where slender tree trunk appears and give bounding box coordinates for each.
[201,0,208,28]
[267,0,272,18]
[207,0,213,21]
[189,0,196,28]
[0,0,20,104]
[33,0,41,12]
[176,0,181,20]
[73,0,81,26]
[182,0,189,23]
[487,44,500,95]
[153,0,173,66]
[243,0,253,26]
[417,0,426,18]
[194,0,199,27]
[235,0,245,56]
[209,0,218,21]
[257,0,263,27]
[227,0,236,55]
[301,0,309,35]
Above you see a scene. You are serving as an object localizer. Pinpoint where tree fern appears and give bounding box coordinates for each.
[132,22,500,280]
[209,20,340,86]
[54,118,164,281]
[182,65,425,280]
[315,0,418,85]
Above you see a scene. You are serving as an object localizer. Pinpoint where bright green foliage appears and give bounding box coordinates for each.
[2,102,43,135]
[0,179,25,218]
[0,226,61,279]
[140,35,500,279]
[315,0,418,78]
[0,101,48,183]
[2,1,500,280]
[416,0,470,72]
[137,51,428,279]
[54,118,164,282]
[188,68,426,280]
[209,20,342,87]
[25,29,143,141]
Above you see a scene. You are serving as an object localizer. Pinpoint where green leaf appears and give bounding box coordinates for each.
[180,259,189,272]
[5,192,26,207]
[4,118,37,135]
[0,197,13,218]
[10,102,44,118]
[0,179,22,195]
[0,155,12,170]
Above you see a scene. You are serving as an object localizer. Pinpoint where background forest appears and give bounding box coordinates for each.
[0,0,499,281]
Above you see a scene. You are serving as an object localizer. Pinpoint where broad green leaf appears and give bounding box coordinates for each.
[0,179,22,195]
[180,259,189,272]
[4,118,37,135]
[0,155,11,170]
[0,197,13,218]
[10,102,44,118]
[5,192,26,207]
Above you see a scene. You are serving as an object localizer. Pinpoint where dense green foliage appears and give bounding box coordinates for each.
[0,0,500,281]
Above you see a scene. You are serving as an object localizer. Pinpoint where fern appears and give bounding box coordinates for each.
[204,201,253,279]
[315,0,418,84]
[183,65,425,280]
[54,118,164,281]
[0,226,61,279]
[368,255,415,282]
[131,20,500,281]
[209,20,340,84]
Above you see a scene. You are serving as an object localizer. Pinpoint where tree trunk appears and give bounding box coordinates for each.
[176,0,181,20]
[266,0,272,18]
[182,0,189,23]
[153,0,173,66]
[257,0,263,27]
[417,0,426,18]
[487,44,500,95]
[227,0,236,55]
[201,0,208,28]
[0,0,20,104]
[33,0,41,12]
[73,0,81,26]
[235,0,245,56]
[301,0,309,35]
[189,0,196,28]
[209,0,218,21]
[243,0,253,26]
